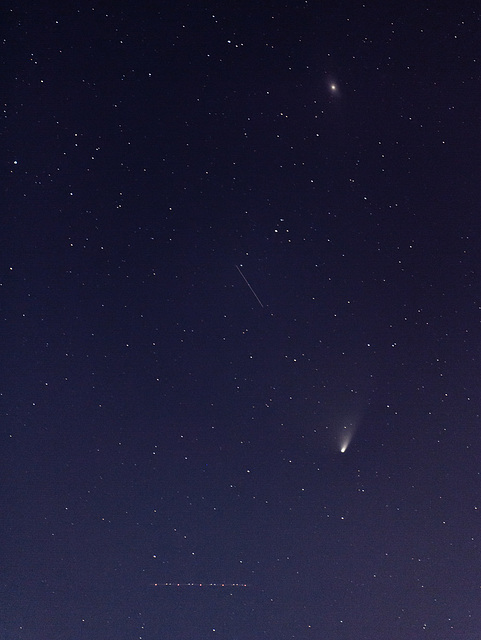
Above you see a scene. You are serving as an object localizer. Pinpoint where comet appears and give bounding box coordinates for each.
[339,422,356,453]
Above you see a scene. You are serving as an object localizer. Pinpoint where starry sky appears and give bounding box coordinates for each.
[3,1,481,638]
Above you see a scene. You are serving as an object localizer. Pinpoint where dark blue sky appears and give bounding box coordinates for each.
[3,1,481,638]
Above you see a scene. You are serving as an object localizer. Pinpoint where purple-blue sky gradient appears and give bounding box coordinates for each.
[4,2,481,638]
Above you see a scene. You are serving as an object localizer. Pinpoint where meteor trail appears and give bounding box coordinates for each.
[235,265,264,308]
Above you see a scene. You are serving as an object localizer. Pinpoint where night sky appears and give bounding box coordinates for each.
[3,2,481,638]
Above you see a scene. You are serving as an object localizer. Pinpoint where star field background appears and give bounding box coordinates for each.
[3,1,481,638]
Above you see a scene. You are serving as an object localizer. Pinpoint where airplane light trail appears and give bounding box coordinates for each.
[152,583,248,587]
[235,265,264,308]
